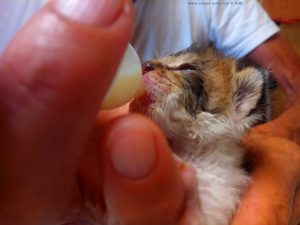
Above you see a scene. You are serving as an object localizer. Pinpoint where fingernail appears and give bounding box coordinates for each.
[107,120,157,180]
[53,0,126,27]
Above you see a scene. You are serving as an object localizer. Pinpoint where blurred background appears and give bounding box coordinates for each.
[261,0,300,54]
[260,0,300,118]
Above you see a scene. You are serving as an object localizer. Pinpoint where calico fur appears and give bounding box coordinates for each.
[130,45,273,225]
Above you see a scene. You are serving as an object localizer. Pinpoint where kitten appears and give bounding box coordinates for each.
[130,44,273,225]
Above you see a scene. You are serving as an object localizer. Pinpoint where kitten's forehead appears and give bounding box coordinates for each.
[159,52,199,67]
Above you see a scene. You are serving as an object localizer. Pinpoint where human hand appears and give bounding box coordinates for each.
[231,92,300,225]
[0,0,201,224]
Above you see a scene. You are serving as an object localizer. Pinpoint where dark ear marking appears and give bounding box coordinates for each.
[267,73,277,90]
[249,69,272,124]
[187,73,204,97]
[183,72,207,116]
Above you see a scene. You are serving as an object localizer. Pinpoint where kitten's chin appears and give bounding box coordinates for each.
[130,93,153,114]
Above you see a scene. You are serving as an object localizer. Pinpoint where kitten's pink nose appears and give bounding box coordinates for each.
[142,62,155,74]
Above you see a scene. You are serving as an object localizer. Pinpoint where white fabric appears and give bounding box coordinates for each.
[131,0,279,60]
[0,0,279,58]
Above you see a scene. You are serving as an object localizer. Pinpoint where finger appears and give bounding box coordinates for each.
[232,138,300,225]
[97,102,130,126]
[291,188,300,225]
[274,104,300,142]
[0,0,133,223]
[242,99,300,144]
[100,115,186,225]
[177,163,203,225]
[232,180,290,225]
[242,118,299,152]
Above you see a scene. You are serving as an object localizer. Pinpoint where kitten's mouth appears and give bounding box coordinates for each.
[130,91,152,114]
[138,70,170,106]
[131,72,152,107]
[142,71,153,87]
[135,92,152,106]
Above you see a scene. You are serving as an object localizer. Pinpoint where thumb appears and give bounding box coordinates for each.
[0,0,133,223]
[100,115,186,225]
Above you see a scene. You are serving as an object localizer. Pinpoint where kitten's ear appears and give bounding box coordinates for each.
[233,68,267,123]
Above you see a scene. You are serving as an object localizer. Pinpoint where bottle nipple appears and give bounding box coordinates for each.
[101,44,144,110]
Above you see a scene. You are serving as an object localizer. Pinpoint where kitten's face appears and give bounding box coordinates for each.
[130,46,270,150]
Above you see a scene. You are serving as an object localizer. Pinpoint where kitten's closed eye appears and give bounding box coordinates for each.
[176,63,197,71]
[143,61,197,73]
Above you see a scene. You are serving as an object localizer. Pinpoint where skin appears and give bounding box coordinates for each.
[0,1,300,225]
[0,0,195,224]
[231,35,300,225]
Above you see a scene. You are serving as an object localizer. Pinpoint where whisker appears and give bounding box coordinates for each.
[154,47,159,59]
